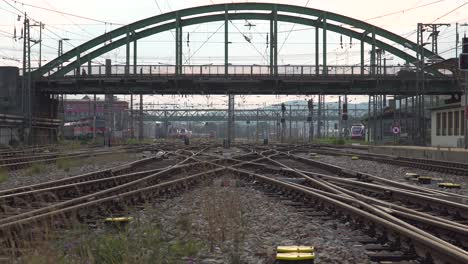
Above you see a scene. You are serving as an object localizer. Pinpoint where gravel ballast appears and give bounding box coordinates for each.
[300,154,468,195]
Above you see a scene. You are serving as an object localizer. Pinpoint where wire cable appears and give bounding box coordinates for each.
[4,0,123,25]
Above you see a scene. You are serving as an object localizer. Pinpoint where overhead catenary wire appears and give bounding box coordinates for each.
[3,0,123,25]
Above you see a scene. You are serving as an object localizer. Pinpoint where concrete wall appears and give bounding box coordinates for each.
[368,145,468,164]
[0,127,19,145]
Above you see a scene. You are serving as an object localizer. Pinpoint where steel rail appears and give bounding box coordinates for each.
[0,152,169,197]
[228,166,468,264]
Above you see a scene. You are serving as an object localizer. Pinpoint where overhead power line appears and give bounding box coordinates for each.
[364,0,447,21]
[431,1,468,23]
[4,0,123,25]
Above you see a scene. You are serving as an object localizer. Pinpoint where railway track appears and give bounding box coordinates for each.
[0,144,467,263]
[299,145,468,176]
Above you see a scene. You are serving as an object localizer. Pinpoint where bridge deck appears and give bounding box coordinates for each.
[35,65,460,95]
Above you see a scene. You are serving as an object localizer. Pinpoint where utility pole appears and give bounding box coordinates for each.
[338,96,342,139]
[308,99,314,142]
[281,103,286,143]
[139,94,143,141]
[417,23,449,146]
[21,13,41,145]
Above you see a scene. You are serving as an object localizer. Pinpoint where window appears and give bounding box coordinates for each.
[448,111,453,136]
[455,111,460,136]
[442,112,447,136]
[436,113,441,136]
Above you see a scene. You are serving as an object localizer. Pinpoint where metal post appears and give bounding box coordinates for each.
[465,71,468,149]
[317,96,322,138]
[371,30,376,75]
[225,6,229,76]
[270,19,274,75]
[339,96,342,139]
[323,16,327,75]
[125,29,130,75]
[256,109,259,143]
[133,37,137,75]
[315,26,319,75]
[273,5,278,76]
[104,59,112,147]
[139,94,143,141]
[227,95,235,147]
[360,39,364,75]
[38,22,42,68]
[130,94,134,138]
[175,14,182,76]
[289,105,292,141]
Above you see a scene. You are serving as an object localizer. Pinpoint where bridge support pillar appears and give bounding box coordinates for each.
[227,94,235,147]
[139,94,143,141]
[130,94,134,138]
[104,59,113,147]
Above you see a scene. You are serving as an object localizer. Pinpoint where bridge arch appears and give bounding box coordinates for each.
[34,3,441,77]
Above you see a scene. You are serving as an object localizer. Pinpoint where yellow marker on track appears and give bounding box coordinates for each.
[277,246,314,253]
[276,252,315,261]
[104,217,134,223]
[438,183,462,189]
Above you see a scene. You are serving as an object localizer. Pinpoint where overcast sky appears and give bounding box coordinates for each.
[0,0,466,108]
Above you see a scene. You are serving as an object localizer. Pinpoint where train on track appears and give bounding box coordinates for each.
[168,127,192,139]
[350,123,366,140]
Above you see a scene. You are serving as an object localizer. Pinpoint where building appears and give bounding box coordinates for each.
[0,67,60,146]
[431,103,465,148]
[63,96,130,139]
[64,96,128,122]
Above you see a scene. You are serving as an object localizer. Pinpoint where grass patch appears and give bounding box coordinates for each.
[21,214,205,264]
[0,168,9,183]
[26,163,46,176]
[56,158,81,172]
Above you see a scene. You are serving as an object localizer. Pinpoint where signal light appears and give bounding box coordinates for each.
[459,53,468,71]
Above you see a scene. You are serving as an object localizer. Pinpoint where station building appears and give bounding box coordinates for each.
[431,102,466,148]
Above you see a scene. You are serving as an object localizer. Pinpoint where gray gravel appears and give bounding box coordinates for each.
[132,177,370,264]
[0,152,143,190]
[302,154,468,195]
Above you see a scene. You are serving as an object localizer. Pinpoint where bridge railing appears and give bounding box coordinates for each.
[39,64,453,78]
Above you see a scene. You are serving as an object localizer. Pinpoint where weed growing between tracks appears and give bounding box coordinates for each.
[200,178,247,263]
[26,163,46,176]
[0,168,8,183]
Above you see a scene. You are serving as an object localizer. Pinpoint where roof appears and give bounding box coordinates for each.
[430,102,462,111]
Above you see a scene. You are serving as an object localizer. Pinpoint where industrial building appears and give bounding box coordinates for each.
[431,102,466,148]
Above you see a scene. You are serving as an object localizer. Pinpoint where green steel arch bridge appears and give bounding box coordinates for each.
[32,2,460,96]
